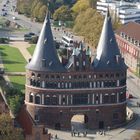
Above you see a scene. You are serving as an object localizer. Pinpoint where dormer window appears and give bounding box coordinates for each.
[127,36,130,41]
[124,34,127,39]
[134,40,138,45]
[130,38,134,43]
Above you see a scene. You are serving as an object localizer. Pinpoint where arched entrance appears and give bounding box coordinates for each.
[71,114,88,132]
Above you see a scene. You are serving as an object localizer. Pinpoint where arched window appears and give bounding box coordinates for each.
[36,80,41,87]
[104,94,109,104]
[33,80,36,86]
[35,95,41,104]
[31,73,35,77]
[29,93,34,103]
[52,95,57,105]
[44,95,50,105]
[30,79,33,85]
[37,74,41,78]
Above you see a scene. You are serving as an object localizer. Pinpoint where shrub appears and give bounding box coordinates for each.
[0,38,9,44]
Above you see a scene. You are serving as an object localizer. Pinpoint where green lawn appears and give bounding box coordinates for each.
[0,45,26,72]
[9,76,25,92]
[27,44,35,56]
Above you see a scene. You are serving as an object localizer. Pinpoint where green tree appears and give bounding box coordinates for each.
[89,0,97,8]
[73,8,104,48]
[71,0,90,15]
[0,114,24,140]
[6,87,24,115]
[9,96,22,115]
[53,5,73,21]
[38,5,48,21]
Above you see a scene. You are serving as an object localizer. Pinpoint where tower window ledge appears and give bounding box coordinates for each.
[25,101,127,107]
[26,84,126,91]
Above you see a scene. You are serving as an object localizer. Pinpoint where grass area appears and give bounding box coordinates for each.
[0,45,26,72]
[27,44,35,55]
[9,76,25,92]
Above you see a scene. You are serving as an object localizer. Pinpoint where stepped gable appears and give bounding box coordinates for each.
[92,10,126,71]
[26,13,66,72]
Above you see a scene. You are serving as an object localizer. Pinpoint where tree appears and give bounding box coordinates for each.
[6,87,24,115]
[53,5,73,21]
[71,0,90,15]
[0,114,24,140]
[9,96,23,115]
[73,8,104,48]
[38,5,48,21]
[89,0,97,8]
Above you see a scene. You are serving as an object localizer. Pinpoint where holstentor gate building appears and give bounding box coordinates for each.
[25,11,127,130]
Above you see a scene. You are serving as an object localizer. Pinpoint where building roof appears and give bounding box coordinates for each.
[116,22,140,41]
[92,10,126,71]
[26,13,66,72]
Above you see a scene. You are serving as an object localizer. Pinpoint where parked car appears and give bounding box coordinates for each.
[28,32,35,36]
[24,34,32,41]
[24,32,37,42]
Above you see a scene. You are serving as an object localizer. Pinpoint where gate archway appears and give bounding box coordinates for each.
[71,114,88,131]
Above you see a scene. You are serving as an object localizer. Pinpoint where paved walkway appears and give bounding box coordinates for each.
[10,41,31,62]
[0,51,12,87]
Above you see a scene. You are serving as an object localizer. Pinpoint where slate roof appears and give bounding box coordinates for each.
[116,22,140,41]
[26,13,66,72]
[92,10,126,71]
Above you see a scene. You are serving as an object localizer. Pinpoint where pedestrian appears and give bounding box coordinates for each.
[55,134,58,139]
[78,132,80,137]
[71,131,73,137]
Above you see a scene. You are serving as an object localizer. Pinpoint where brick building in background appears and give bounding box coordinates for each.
[19,10,127,137]
[116,22,140,76]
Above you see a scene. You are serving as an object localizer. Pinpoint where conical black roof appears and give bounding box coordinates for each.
[92,10,126,71]
[26,13,66,72]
